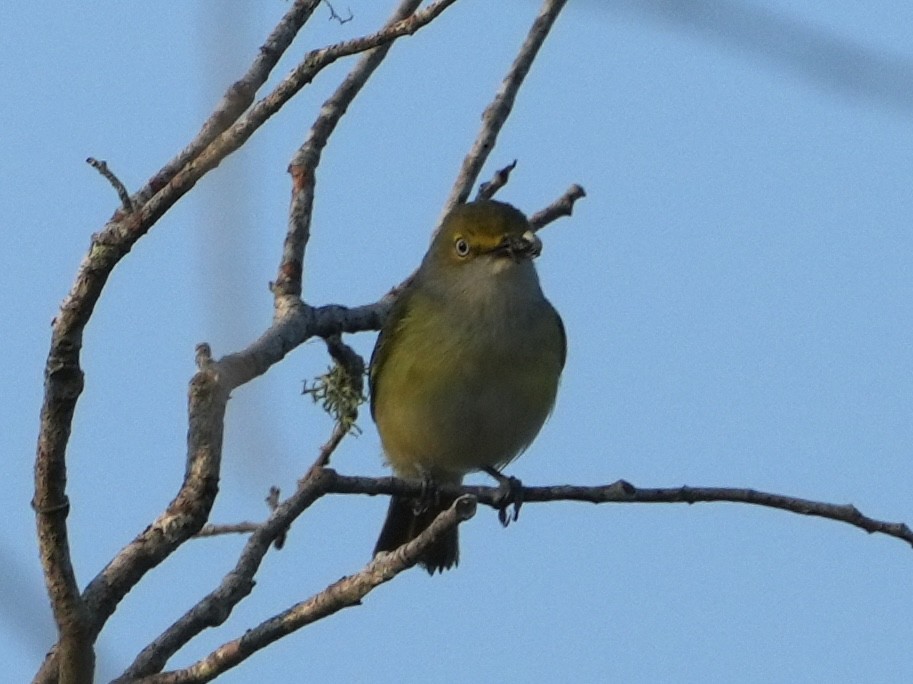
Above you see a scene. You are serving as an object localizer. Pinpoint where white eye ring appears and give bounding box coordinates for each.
[454,237,470,257]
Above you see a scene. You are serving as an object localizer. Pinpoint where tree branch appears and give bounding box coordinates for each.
[32,4,333,676]
[117,470,474,682]
[529,183,586,231]
[86,158,133,213]
[194,522,261,538]
[324,474,913,548]
[48,180,566,673]
[139,0,459,247]
[322,0,353,25]
[134,496,476,684]
[277,0,443,298]
[195,487,282,539]
[121,467,913,682]
[475,159,517,200]
[57,299,378,665]
[33,225,131,684]
[136,0,323,206]
[114,468,341,681]
[440,0,569,223]
[34,3,564,680]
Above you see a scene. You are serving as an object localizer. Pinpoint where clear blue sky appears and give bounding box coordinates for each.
[4,1,913,681]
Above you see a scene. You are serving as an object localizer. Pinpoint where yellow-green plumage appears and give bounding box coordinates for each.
[371,200,565,573]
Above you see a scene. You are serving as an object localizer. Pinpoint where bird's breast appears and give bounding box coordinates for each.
[374,275,563,479]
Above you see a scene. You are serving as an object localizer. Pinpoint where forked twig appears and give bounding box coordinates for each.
[133,496,476,684]
[440,0,569,224]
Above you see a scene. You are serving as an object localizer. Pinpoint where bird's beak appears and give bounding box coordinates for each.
[496,230,542,261]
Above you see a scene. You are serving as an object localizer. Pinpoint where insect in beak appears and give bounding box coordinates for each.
[496,230,542,261]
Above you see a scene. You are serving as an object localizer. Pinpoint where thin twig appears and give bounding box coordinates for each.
[324,474,913,548]
[52,297,387,681]
[529,183,586,231]
[266,485,280,511]
[195,522,261,538]
[136,0,323,206]
[194,487,282,539]
[86,158,133,213]
[276,0,434,298]
[323,0,353,24]
[111,0,457,258]
[476,159,517,200]
[58,300,386,677]
[266,485,288,549]
[326,335,366,385]
[114,468,338,681]
[136,496,476,684]
[440,0,569,224]
[310,424,348,477]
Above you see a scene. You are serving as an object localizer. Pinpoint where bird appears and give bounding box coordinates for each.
[369,199,565,573]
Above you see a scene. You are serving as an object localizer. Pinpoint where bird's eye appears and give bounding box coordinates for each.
[454,237,470,257]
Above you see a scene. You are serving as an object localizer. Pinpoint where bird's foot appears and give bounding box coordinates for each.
[483,466,524,527]
[411,473,441,516]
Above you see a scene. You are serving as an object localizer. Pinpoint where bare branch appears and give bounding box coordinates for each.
[114,468,336,681]
[195,522,261,538]
[35,4,560,681]
[86,158,133,213]
[277,0,432,298]
[475,159,518,200]
[112,466,913,682]
[310,299,391,337]
[322,0,353,24]
[325,474,913,548]
[31,4,325,674]
[309,424,348,476]
[116,0,459,254]
[529,183,586,231]
[120,409,352,679]
[440,0,569,222]
[34,360,231,684]
[34,395,94,684]
[33,233,126,684]
[211,297,384,397]
[137,496,476,684]
[136,0,323,207]
[38,297,390,682]
[265,486,289,549]
[266,486,280,511]
[192,488,281,540]
[74,298,381,645]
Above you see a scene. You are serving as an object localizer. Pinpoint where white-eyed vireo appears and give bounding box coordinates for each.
[370,199,565,573]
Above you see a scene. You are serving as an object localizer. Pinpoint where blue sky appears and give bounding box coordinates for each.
[4,1,913,681]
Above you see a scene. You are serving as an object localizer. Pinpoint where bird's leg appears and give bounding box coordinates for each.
[482,466,523,527]
[411,471,440,515]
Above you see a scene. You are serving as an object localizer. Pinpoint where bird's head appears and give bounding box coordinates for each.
[423,200,542,276]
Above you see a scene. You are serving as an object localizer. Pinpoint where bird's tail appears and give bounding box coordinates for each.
[373,493,459,574]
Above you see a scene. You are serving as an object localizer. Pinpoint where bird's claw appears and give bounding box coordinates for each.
[495,475,523,527]
[411,474,440,515]
[483,467,523,527]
